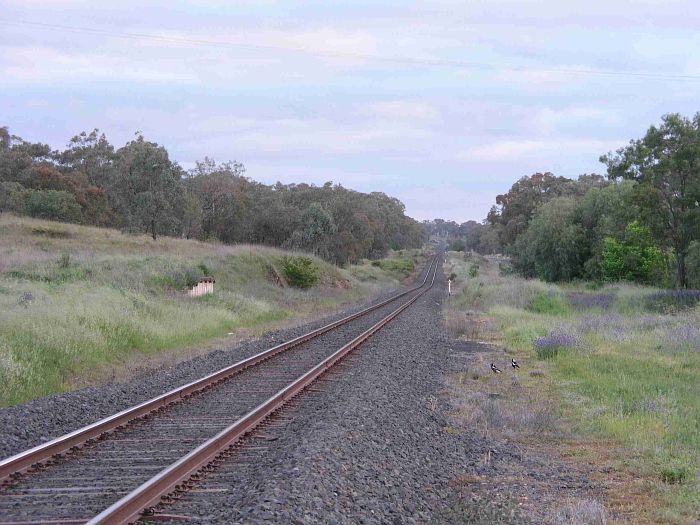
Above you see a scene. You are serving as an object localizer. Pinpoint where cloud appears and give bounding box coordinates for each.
[361,100,440,122]
[0,45,197,83]
[457,138,623,162]
[394,184,498,222]
[533,106,620,134]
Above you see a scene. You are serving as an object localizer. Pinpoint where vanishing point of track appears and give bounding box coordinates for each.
[0,256,439,525]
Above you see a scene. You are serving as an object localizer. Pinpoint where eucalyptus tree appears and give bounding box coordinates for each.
[114,134,183,240]
[601,113,700,288]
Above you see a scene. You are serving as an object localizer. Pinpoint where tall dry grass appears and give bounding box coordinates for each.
[0,214,418,406]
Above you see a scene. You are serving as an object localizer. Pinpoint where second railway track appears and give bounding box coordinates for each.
[0,256,439,525]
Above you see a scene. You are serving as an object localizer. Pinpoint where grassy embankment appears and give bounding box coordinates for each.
[444,251,699,524]
[0,214,425,407]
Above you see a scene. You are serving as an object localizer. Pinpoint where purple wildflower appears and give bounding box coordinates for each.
[568,293,615,310]
[661,322,700,353]
[533,328,582,358]
[645,289,700,313]
[578,314,623,333]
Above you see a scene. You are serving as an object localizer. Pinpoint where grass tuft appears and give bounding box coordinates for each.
[552,499,607,525]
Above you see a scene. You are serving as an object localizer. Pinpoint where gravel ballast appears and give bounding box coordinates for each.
[155,269,508,524]
[0,280,417,460]
[1,260,601,523]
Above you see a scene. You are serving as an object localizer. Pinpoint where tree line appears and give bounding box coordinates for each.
[427,113,700,289]
[0,127,424,265]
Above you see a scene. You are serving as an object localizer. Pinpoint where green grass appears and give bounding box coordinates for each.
[372,257,415,277]
[0,214,422,406]
[444,250,700,523]
[527,290,571,315]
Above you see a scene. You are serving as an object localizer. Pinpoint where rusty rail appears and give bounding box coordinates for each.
[87,256,439,524]
[0,257,437,484]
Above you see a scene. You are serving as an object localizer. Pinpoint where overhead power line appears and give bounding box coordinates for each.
[2,18,700,82]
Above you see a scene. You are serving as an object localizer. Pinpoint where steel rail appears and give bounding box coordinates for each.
[87,256,439,524]
[0,257,437,484]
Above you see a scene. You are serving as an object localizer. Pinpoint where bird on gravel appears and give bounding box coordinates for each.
[490,363,502,374]
[511,358,520,369]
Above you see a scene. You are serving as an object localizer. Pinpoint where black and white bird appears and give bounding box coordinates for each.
[511,358,520,369]
[490,363,502,374]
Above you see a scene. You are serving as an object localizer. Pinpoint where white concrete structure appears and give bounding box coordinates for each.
[189,277,215,297]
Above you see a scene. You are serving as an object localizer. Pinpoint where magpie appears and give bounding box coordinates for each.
[490,363,502,374]
[511,358,520,369]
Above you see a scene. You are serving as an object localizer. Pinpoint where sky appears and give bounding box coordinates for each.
[1,1,698,222]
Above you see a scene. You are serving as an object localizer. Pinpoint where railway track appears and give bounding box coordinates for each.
[0,256,439,525]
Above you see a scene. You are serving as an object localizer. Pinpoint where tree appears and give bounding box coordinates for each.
[285,202,337,261]
[58,129,116,190]
[510,197,588,281]
[0,125,427,263]
[490,172,577,245]
[113,135,183,239]
[576,180,640,279]
[450,239,466,252]
[601,113,700,288]
[601,222,667,284]
[185,158,248,242]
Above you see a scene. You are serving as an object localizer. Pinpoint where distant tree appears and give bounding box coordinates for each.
[450,238,466,252]
[185,158,248,242]
[576,180,640,279]
[285,202,337,261]
[0,126,426,263]
[114,134,183,239]
[477,225,503,254]
[0,128,53,185]
[58,129,116,190]
[510,197,588,281]
[601,113,700,288]
[490,172,575,245]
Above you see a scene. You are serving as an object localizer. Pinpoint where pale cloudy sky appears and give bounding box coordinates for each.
[1,1,698,221]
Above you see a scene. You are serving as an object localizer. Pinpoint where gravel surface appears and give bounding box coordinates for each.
[1,258,600,524]
[0,280,433,523]
[0,276,427,460]
[152,266,524,524]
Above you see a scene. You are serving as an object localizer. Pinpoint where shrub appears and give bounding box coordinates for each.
[377,258,415,276]
[601,222,668,285]
[528,291,569,315]
[0,181,26,213]
[23,190,82,223]
[468,264,479,278]
[660,465,690,485]
[196,262,211,276]
[281,256,319,288]
[498,262,514,276]
[151,268,201,290]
